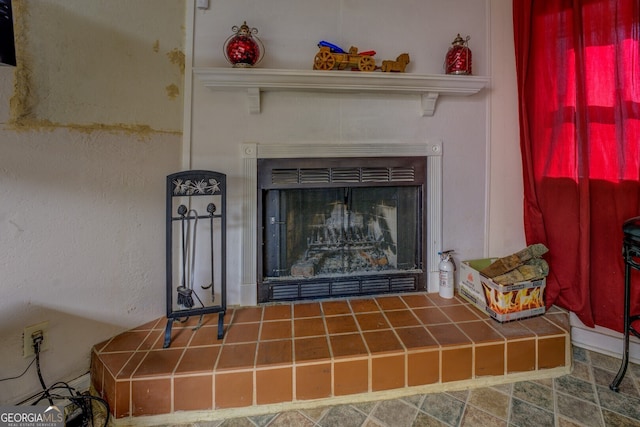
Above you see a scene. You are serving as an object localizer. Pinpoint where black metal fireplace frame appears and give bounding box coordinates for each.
[257,156,427,303]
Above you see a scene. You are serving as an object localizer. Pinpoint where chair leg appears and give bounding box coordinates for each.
[610,262,632,392]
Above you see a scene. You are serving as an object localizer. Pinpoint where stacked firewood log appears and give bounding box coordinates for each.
[480,244,549,285]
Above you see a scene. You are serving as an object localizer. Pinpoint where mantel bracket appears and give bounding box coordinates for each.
[247,88,261,114]
[421,92,439,117]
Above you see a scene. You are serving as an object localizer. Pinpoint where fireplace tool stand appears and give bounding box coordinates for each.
[163,170,227,348]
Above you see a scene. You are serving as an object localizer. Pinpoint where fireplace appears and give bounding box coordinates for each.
[257,156,426,302]
[240,142,443,305]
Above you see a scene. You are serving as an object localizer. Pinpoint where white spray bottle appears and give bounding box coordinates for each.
[438,250,455,299]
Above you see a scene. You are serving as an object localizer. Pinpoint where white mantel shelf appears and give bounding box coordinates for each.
[193,67,490,116]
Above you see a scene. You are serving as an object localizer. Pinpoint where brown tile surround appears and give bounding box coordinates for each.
[90,293,571,422]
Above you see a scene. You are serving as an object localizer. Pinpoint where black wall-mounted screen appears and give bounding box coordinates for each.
[0,0,16,66]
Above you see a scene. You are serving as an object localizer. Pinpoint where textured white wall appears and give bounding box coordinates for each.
[11,0,185,131]
[0,0,183,405]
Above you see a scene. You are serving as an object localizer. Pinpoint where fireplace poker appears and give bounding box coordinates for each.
[200,202,217,303]
[185,208,207,330]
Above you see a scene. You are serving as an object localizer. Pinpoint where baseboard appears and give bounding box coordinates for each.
[570,312,640,364]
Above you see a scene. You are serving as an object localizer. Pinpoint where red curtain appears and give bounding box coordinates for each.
[513,0,640,331]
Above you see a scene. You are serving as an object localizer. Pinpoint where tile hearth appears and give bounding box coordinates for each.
[90,293,570,425]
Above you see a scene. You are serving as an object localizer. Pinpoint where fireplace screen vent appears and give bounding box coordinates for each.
[271,166,415,185]
[269,275,418,301]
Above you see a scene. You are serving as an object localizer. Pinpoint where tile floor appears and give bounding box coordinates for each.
[182,346,640,427]
[91,293,572,424]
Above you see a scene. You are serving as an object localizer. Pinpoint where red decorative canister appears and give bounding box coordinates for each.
[224,21,264,67]
[445,34,472,75]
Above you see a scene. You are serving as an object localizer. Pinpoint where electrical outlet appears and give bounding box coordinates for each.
[23,321,49,358]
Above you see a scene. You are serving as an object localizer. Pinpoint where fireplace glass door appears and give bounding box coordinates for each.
[258,157,427,302]
[264,185,421,274]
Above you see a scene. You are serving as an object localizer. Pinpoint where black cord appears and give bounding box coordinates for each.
[32,392,111,427]
[31,383,75,405]
[0,357,36,382]
[9,337,111,427]
[47,381,76,396]
[33,340,54,405]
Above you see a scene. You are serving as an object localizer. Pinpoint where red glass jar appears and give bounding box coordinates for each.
[224,21,264,67]
[445,34,472,75]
